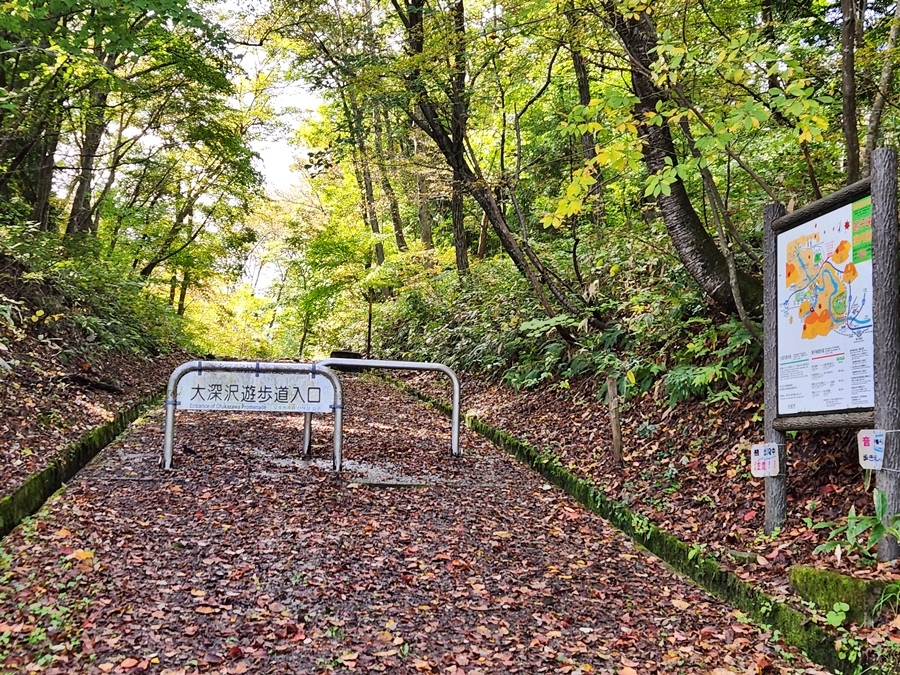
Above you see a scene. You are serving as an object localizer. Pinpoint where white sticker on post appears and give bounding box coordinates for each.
[750,443,780,477]
[857,429,885,470]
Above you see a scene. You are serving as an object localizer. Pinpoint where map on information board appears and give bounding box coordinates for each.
[776,196,874,416]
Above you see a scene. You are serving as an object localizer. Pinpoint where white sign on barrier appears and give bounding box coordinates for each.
[176,370,334,413]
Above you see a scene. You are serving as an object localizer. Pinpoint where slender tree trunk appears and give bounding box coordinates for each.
[31,122,60,231]
[416,174,434,249]
[449,0,469,274]
[176,271,190,316]
[567,5,604,228]
[451,180,469,273]
[297,312,311,360]
[864,1,900,173]
[139,204,193,277]
[476,211,488,258]
[267,276,284,331]
[66,87,109,238]
[169,275,178,305]
[842,0,861,183]
[344,91,385,266]
[372,110,409,252]
[358,147,385,265]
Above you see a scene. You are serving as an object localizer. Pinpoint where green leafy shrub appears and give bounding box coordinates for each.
[373,221,762,406]
[0,223,188,357]
[814,489,900,561]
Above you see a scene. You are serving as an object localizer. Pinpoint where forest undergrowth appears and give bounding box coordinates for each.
[376,255,900,669]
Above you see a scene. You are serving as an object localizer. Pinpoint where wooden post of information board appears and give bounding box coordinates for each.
[606,376,623,465]
[872,148,900,561]
[763,202,788,534]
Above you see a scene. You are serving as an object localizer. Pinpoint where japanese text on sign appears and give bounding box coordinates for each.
[776,196,875,416]
[176,370,334,413]
[857,429,885,470]
[750,443,780,478]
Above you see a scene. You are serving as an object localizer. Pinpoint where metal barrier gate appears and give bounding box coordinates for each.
[162,360,342,469]
[162,358,460,472]
[304,358,461,467]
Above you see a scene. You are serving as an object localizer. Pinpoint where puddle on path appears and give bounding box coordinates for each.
[92,445,502,490]
[250,450,436,487]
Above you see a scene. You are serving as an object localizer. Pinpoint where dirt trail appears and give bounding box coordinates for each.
[0,378,826,674]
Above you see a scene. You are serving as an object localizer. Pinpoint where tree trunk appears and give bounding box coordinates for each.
[66,87,109,238]
[449,0,469,274]
[297,312,311,360]
[31,122,60,232]
[476,211,488,258]
[567,5,604,228]
[139,203,195,277]
[604,6,762,312]
[451,180,469,273]
[842,0,860,183]
[372,110,409,252]
[176,270,190,316]
[416,174,434,249]
[873,149,900,560]
[864,1,900,173]
[358,147,385,265]
[344,90,385,266]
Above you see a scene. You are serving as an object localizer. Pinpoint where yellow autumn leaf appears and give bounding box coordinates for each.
[73,549,93,561]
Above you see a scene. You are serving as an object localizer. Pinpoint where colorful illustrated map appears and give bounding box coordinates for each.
[783,230,866,341]
[776,196,874,415]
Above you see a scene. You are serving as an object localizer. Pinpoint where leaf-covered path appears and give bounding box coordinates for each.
[1,378,826,674]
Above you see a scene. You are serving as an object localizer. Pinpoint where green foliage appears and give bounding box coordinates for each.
[825,602,850,628]
[376,256,531,375]
[0,222,186,356]
[662,319,761,406]
[813,490,900,561]
[375,237,761,406]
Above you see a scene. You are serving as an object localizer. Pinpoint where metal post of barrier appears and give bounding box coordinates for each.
[303,412,312,457]
[162,361,342,470]
[315,358,461,459]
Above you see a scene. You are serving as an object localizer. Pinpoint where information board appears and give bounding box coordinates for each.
[776,196,874,416]
[176,370,334,413]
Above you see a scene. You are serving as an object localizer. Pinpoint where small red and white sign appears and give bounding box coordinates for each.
[857,429,885,470]
[750,443,780,478]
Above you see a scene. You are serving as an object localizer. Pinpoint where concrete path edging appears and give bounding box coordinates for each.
[0,392,162,540]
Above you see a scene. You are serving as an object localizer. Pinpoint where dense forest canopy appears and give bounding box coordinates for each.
[1,0,898,395]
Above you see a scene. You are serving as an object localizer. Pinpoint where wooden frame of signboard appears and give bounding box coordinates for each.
[763,148,900,559]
